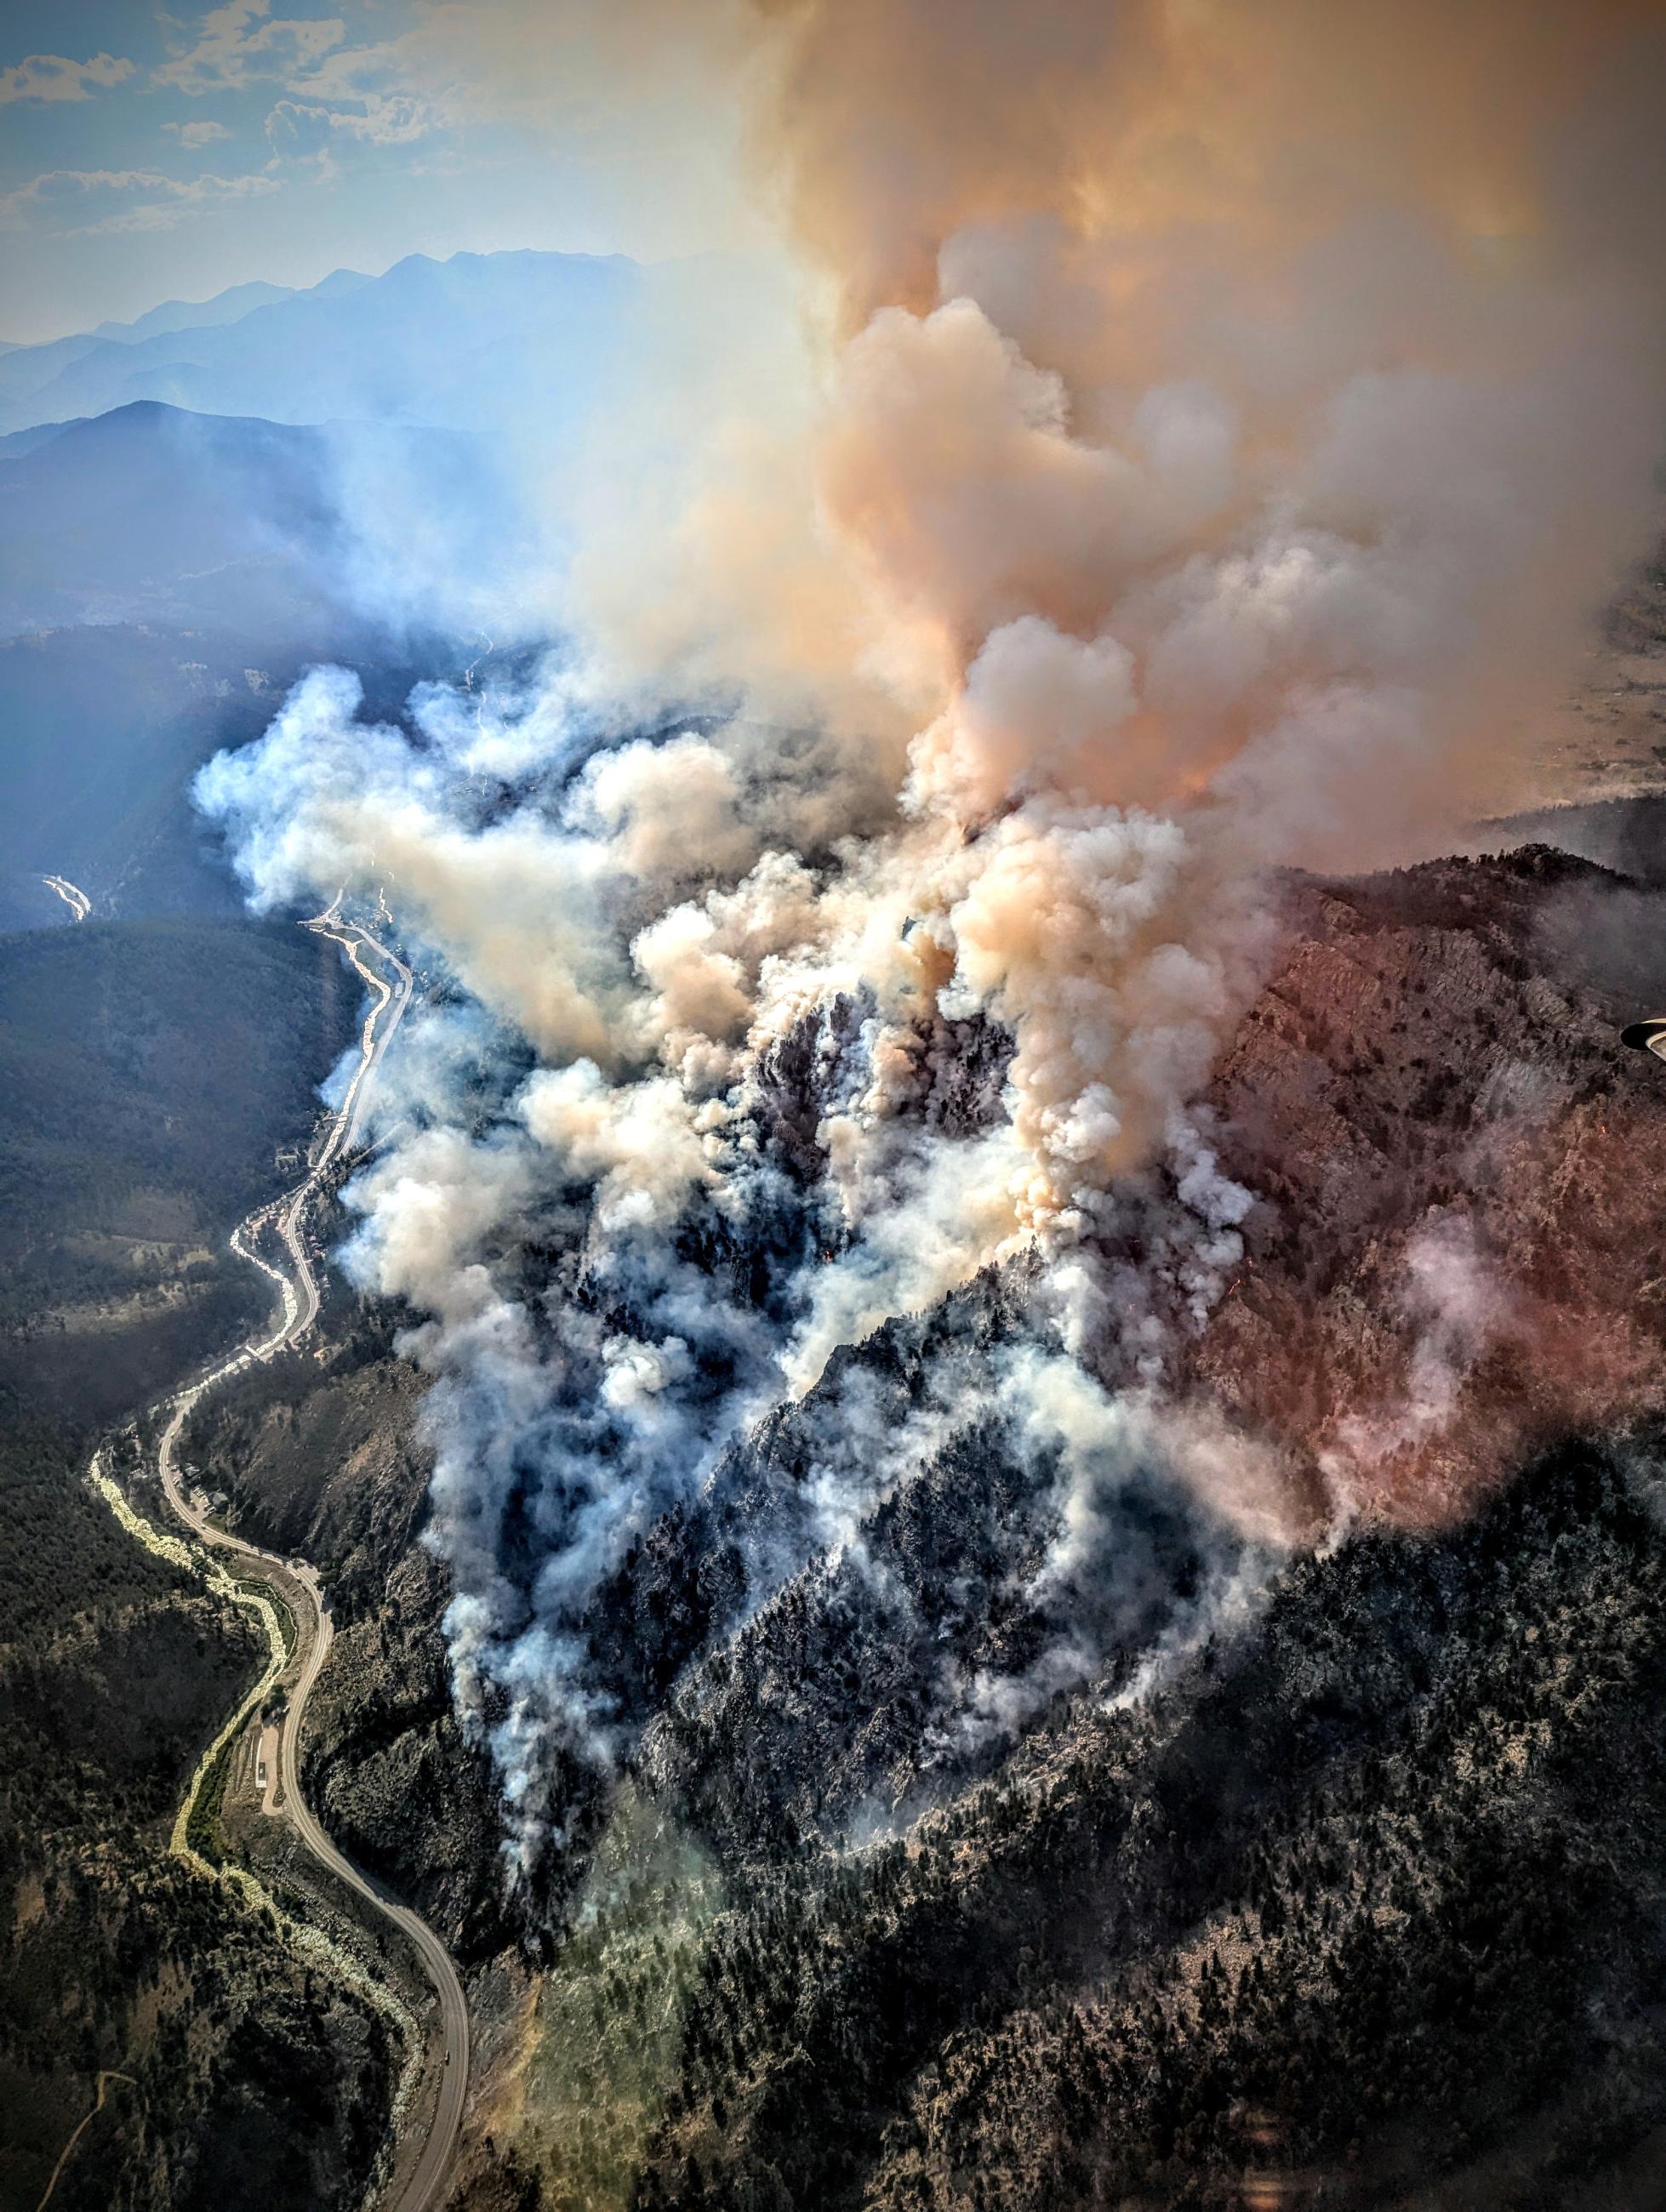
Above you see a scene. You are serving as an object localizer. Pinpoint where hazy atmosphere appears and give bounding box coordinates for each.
[3,7,1666,2212]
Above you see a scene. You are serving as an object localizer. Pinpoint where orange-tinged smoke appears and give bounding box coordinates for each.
[744,0,1661,324]
[671,0,1654,832]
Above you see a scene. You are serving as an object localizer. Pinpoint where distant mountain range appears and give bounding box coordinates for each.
[0,249,640,441]
[90,271,371,345]
[0,248,635,926]
[0,397,522,641]
[0,402,343,638]
[0,243,793,926]
[0,387,527,926]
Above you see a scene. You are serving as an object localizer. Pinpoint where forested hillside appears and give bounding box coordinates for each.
[0,1412,394,2212]
[0,915,355,1420]
[614,1436,1666,2211]
[0,915,384,2211]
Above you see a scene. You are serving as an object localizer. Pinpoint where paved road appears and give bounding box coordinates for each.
[150,904,466,2212]
[274,1574,470,2212]
[43,873,91,921]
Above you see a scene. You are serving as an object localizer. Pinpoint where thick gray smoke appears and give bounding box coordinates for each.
[196,2,1666,1870]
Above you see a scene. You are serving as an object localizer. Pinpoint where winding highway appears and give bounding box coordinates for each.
[141,902,468,2212]
[43,874,91,921]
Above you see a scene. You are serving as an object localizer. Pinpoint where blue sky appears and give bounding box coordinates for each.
[0,2,752,342]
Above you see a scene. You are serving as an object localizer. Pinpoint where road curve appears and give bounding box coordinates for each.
[43,873,91,922]
[146,904,467,2212]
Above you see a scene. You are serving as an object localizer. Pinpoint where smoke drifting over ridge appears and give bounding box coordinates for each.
[197,1,1666,1867]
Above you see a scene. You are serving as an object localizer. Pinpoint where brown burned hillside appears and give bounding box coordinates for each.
[1189,846,1666,1533]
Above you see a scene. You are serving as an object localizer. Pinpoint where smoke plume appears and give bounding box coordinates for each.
[197,0,1666,1871]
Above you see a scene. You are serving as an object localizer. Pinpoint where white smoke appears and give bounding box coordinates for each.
[1321,1211,1516,1511]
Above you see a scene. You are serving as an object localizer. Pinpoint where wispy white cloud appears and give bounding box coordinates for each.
[0,166,280,237]
[152,0,345,96]
[154,4,446,164]
[162,118,233,148]
[266,92,436,157]
[0,52,134,105]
